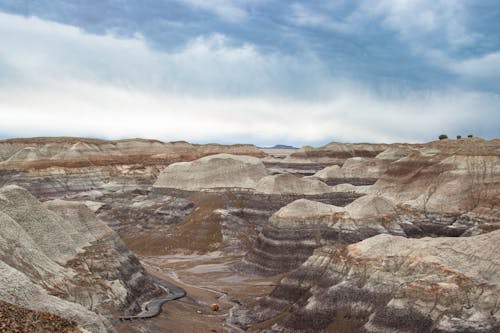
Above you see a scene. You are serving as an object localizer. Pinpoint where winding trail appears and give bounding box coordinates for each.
[119,276,186,320]
[141,262,246,332]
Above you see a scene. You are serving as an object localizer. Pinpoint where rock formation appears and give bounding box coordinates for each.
[0,137,263,198]
[284,142,391,164]
[153,153,268,191]
[239,195,406,276]
[255,173,333,195]
[370,145,500,221]
[230,138,500,332]
[312,157,390,186]
[232,230,500,332]
[0,185,163,332]
[1,136,498,333]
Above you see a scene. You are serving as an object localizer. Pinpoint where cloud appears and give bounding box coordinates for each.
[289,3,354,33]
[175,0,250,22]
[288,0,475,48]
[0,12,328,98]
[1,80,497,144]
[285,1,500,91]
[0,11,498,145]
[369,0,475,48]
[451,51,500,78]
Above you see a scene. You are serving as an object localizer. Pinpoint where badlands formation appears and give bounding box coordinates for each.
[0,136,498,332]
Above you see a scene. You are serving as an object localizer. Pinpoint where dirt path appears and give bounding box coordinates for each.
[119,276,186,320]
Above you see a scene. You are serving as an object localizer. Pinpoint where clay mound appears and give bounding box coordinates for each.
[340,157,389,178]
[239,199,348,275]
[313,164,342,179]
[239,230,500,332]
[255,173,333,195]
[313,157,388,180]
[153,153,267,191]
[0,185,163,332]
[345,194,396,219]
[271,199,345,227]
[239,198,404,276]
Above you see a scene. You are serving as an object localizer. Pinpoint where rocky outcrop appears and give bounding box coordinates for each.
[97,191,195,233]
[255,173,333,195]
[0,260,109,333]
[285,142,391,164]
[239,184,499,277]
[239,196,405,276]
[0,185,163,332]
[312,157,390,186]
[0,138,263,198]
[371,149,500,221]
[232,230,500,332]
[97,184,361,256]
[153,153,268,191]
[0,137,263,168]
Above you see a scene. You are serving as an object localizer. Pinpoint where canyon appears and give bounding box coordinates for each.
[0,136,498,332]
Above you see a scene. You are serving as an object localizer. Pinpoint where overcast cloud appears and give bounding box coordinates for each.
[0,1,498,145]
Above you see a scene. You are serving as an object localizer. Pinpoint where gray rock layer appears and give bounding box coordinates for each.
[0,185,162,332]
[154,153,268,190]
[232,230,500,332]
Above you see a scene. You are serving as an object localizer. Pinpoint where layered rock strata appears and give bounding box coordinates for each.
[239,196,405,276]
[232,230,500,332]
[0,137,263,168]
[312,157,391,186]
[153,153,268,191]
[371,147,500,221]
[284,142,391,164]
[0,185,163,332]
[0,138,263,198]
[98,185,361,256]
[255,173,333,195]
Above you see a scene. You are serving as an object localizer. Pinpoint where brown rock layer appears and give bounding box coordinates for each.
[0,137,263,198]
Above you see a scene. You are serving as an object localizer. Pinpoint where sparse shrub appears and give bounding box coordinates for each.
[438,134,448,140]
[468,134,473,138]
[457,135,462,139]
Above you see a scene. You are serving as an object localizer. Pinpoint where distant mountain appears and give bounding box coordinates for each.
[260,144,298,149]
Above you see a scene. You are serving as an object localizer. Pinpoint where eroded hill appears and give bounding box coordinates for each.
[0,136,498,332]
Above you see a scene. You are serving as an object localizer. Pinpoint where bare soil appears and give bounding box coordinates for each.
[113,253,279,333]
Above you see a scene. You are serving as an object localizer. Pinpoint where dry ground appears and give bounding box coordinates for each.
[112,253,279,333]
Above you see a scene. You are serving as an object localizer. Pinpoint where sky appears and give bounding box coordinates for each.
[0,0,499,146]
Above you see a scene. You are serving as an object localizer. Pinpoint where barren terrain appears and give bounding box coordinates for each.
[0,137,498,332]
